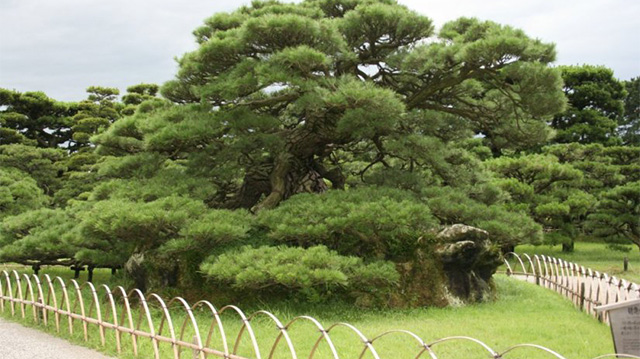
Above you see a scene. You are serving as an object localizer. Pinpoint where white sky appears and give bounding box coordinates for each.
[0,0,638,102]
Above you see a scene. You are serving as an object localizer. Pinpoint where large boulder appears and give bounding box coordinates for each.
[435,224,502,303]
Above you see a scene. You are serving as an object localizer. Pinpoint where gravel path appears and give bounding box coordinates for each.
[0,317,116,359]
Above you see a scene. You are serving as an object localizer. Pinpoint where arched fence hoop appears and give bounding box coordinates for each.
[503,253,640,323]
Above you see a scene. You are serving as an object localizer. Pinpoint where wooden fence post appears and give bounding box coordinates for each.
[192,335,199,359]
[579,282,586,311]
[37,296,44,323]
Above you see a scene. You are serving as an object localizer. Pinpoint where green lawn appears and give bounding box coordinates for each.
[1,270,613,359]
[514,241,640,284]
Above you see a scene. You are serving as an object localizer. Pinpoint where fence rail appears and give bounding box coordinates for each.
[0,269,636,359]
[503,253,640,323]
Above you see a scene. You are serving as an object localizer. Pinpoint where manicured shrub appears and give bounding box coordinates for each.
[200,245,399,303]
[258,187,438,261]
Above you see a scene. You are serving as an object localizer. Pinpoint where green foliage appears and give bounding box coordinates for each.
[70,87,122,150]
[551,65,626,145]
[0,144,66,196]
[259,187,438,260]
[543,143,626,190]
[486,154,588,249]
[539,143,639,250]
[394,17,564,154]
[486,154,583,193]
[89,169,217,204]
[586,181,640,251]
[0,167,48,219]
[0,208,77,265]
[160,209,253,256]
[200,245,399,302]
[0,0,593,307]
[93,115,146,156]
[53,151,103,206]
[0,88,76,148]
[330,80,405,140]
[603,145,640,182]
[122,84,160,106]
[158,0,565,215]
[423,186,542,250]
[75,196,207,266]
[621,77,639,146]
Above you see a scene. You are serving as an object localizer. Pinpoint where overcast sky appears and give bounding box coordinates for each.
[1,0,638,102]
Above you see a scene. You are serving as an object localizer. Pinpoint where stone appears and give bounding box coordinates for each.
[435,224,502,303]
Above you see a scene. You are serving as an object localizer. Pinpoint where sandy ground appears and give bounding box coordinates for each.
[0,317,116,359]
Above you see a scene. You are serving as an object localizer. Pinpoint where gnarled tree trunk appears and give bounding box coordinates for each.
[223,119,346,211]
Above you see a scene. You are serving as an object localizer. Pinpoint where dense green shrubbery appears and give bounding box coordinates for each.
[0,208,77,265]
[586,181,640,250]
[200,245,399,303]
[74,196,208,266]
[0,168,48,219]
[258,187,438,261]
[423,186,543,251]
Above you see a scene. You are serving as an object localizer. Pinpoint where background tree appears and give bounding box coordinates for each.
[121,83,161,115]
[551,65,625,146]
[0,89,77,148]
[0,208,79,272]
[620,77,640,146]
[0,85,152,277]
[486,154,587,252]
[542,143,639,250]
[69,87,122,150]
[0,144,66,196]
[586,181,640,253]
[0,168,48,220]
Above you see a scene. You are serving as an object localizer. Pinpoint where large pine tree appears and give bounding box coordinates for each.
[96,0,565,213]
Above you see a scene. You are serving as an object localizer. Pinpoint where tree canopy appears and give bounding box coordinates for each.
[621,77,640,146]
[551,65,626,146]
[136,0,566,212]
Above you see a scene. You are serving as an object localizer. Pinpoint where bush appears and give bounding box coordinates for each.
[200,245,399,303]
[0,167,48,219]
[258,187,438,261]
[75,196,207,266]
[0,208,78,265]
[423,186,542,250]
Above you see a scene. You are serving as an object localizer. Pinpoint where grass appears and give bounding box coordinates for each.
[514,241,640,283]
[0,265,614,359]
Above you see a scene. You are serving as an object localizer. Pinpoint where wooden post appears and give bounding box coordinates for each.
[579,282,586,311]
[87,265,95,283]
[192,335,200,359]
[71,265,85,279]
[37,296,44,323]
[624,257,629,272]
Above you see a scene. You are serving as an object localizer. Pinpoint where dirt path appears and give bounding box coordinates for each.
[0,317,116,359]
